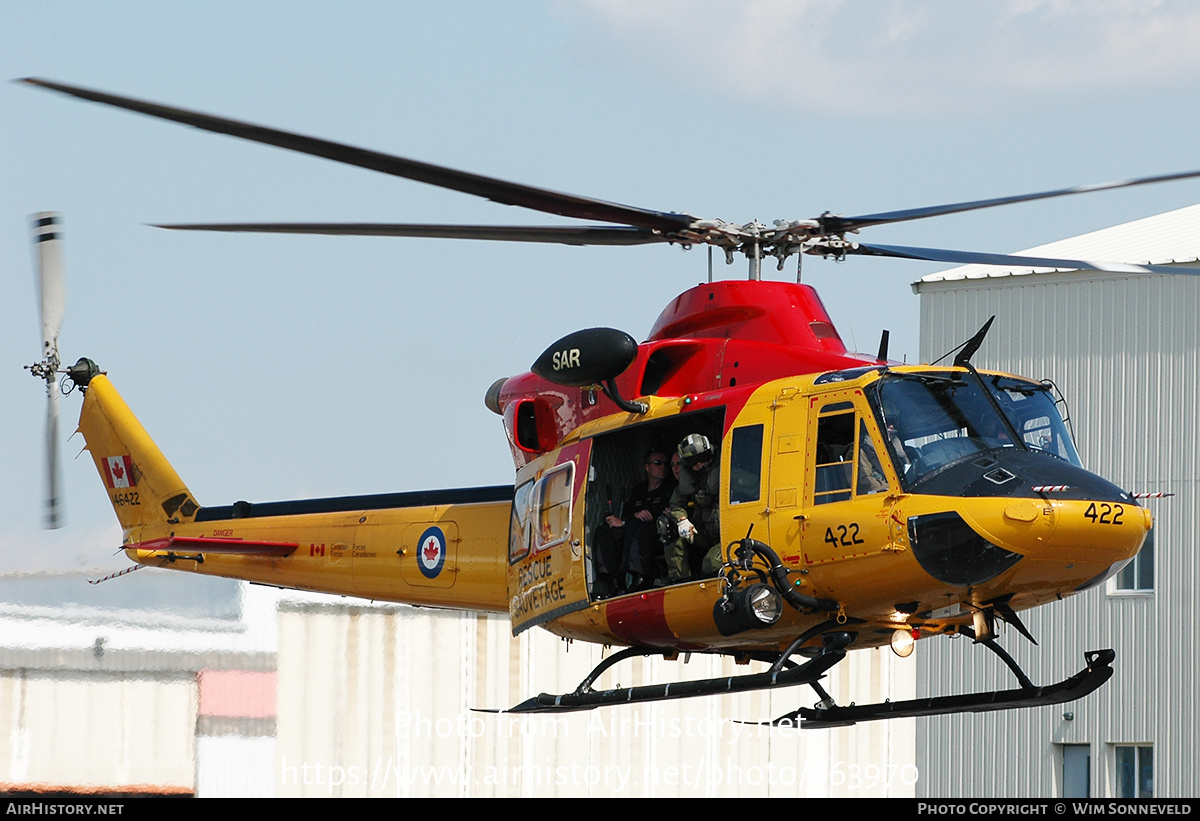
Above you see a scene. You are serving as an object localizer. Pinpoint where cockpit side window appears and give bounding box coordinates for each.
[813,400,892,506]
[856,419,889,497]
[814,406,854,504]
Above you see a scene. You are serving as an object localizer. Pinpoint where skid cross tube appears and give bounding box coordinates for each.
[507,633,854,714]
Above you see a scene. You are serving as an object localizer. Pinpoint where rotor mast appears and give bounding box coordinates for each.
[746,220,764,281]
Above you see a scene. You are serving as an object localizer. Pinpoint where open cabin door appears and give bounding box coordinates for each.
[508,440,592,635]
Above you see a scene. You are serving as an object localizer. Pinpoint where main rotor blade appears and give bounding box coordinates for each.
[827,169,1200,233]
[153,222,667,246]
[22,79,696,234]
[849,241,1200,276]
[33,213,65,363]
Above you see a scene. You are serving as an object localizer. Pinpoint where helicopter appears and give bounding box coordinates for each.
[21,78,1186,728]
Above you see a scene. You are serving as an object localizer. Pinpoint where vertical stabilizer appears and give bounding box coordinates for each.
[76,373,199,538]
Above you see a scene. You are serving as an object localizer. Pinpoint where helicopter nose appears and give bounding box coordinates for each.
[906,493,1150,592]
[1036,497,1152,589]
[903,448,1152,590]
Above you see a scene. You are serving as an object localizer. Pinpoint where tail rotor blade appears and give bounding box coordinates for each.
[33,212,65,367]
[45,384,63,529]
[31,212,66,529]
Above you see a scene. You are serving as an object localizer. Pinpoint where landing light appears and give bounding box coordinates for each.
[891,628,916,658]
[747,584,782,625]
[712,583,783,636]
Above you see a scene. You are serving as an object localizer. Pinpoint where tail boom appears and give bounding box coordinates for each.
[79,370,513,612]
[125,496,513,612]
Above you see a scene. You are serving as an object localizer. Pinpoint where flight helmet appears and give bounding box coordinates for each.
[678,433,714,469]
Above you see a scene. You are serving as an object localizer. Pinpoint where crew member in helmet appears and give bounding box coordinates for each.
[660,433,722,584]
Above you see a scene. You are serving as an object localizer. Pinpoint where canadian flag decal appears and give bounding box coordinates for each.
[105,455,136,488]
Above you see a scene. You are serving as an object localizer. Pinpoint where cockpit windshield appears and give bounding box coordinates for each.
[864,370,1081,488]
[867,373,1012,486]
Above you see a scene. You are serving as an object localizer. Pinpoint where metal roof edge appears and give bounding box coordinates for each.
[912,202,1200,290]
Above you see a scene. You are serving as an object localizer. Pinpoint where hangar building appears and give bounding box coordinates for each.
[913,204,1200,798]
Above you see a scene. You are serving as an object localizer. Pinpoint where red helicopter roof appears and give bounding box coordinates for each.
[648,279,847,354]
[496,280,877,465]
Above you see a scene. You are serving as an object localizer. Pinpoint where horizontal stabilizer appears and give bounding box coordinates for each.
[130,535,299,557]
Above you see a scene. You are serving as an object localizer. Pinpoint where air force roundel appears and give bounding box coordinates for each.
[417,526,447,579]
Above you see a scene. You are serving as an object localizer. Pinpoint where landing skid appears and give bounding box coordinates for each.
[790,649,1115,729]
[502,629,1115,730]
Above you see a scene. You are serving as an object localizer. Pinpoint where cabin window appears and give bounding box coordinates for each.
[729,424,764,504]
[509,478,535,562]
[509,461,575,562]
[534,462,574,552]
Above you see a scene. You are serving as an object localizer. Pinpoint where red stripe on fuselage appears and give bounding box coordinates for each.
[605,589,703,650]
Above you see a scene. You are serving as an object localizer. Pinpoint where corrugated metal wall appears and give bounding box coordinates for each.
[0,669,196,791]
[274,603,917,797]
[0,582,917,795]
[915,270,1198,798]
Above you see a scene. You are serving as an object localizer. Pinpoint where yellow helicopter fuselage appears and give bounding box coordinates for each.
[83,359,1147,657]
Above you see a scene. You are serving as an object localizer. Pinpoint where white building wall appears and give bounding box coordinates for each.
[0,575,915,797]
[915,270,1198,798]
[273,603,917,797]
[0,669,196,792]
[196,736,276,797]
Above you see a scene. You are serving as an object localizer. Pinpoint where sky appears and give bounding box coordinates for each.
[4,0,1200,572]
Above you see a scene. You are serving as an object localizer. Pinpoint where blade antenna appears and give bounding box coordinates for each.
[931,316,995,367]
[953,316,996,367]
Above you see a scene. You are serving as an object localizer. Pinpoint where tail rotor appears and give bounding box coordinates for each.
[27,213,66,529]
